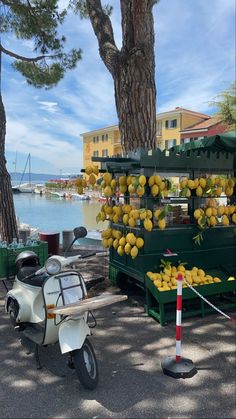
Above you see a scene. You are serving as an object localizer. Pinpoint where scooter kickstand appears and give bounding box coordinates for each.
[35,344,42,370]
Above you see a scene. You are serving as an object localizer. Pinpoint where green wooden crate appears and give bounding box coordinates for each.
[0,241,48,280]
[145,274,236,325]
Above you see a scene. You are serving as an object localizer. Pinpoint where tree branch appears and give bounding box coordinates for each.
[0,44,57,62]
[86,0,120,76]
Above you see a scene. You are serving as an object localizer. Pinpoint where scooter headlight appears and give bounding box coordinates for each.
[45,257,62,275]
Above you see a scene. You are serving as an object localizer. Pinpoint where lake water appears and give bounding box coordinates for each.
[13,194,104,241]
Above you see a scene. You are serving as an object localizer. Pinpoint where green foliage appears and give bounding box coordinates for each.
[0,0,81,88]
[209,82,236,130]
[69,0,113,19]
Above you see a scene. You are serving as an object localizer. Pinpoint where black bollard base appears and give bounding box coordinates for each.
[161,356,197,379]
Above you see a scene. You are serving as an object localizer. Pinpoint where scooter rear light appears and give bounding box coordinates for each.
[46,304,56,319]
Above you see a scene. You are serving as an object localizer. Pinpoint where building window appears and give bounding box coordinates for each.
[102,134,105,142]
[157,121,162,136]
[102,149,108,157]
[96,136,99,143]
[93,136,96,143]
[105,133,108,141]
[93,150,99,157]
[165,119,177,129]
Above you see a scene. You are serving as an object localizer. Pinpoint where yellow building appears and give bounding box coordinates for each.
[80,107,209,169]
[156,107,209,150]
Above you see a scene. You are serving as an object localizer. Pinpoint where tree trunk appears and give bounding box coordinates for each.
[0,93,18,243]
[86,0,156,153]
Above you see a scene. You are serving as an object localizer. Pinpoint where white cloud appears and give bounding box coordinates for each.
[38,101,59,113]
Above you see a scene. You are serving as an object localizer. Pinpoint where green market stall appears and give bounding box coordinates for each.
[91,133,236,324]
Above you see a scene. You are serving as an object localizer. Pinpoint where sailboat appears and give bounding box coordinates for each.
[12,153,34,193]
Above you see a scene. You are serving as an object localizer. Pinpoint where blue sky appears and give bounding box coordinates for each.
[2,0,235,175]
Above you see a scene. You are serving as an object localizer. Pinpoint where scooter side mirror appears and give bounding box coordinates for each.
[73,227,88,239]
[64,226,88,256]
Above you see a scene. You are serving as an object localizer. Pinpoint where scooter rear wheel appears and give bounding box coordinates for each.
[72,338,98,390]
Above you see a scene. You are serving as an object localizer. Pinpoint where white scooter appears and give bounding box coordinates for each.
[5,227,127,390]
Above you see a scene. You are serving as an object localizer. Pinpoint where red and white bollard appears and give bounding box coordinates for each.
[161,272,197,378]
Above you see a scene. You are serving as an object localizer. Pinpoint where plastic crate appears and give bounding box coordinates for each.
[145,274,236,325]
[0,241,48,280]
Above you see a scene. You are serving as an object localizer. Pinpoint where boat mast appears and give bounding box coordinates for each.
[19,153,31,186]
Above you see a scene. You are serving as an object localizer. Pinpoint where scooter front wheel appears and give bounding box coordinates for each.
[72,338,99,390]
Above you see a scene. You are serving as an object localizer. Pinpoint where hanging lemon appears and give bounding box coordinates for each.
[139,175,146,186]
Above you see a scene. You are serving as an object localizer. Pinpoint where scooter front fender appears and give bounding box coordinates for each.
[58,317,90,354]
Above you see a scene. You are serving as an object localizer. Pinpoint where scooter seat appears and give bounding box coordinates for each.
[17,266,47,287]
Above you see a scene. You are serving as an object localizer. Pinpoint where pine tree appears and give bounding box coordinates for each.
[71,0,158,154]
[0,0,81,242]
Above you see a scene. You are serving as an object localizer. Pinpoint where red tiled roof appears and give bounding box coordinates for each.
[181,115,224,132]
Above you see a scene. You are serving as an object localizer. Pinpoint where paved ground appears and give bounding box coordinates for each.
[0,270,235,418]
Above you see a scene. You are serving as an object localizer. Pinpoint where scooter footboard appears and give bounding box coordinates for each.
[58,318,90,354]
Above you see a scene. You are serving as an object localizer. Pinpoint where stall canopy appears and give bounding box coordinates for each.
[171,132,236,154]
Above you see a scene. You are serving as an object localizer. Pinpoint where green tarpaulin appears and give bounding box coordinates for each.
[171,132,236,153]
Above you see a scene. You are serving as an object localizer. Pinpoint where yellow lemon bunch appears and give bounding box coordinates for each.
[148,174,171,198]
[147,264,222,292]
[75,177,87,194]
[113,232,144,259]
[180,176,235,198]
[126,175,146,197]
[154,207,167,230]
[194,204,236,228]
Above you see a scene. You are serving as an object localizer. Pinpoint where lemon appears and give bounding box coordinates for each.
[217,205,225,216]
[158,219,166,230]
[199,178,206,188]
[136,237,144,248]
[120,184,127,194]
[137,185,145,196]
[110,179,117,189]
[154,280,162,288]
[113,214,119,223]
[225,187,233,196]
[187,179,195,189]
[151,184,159,197]
[128,217,136,227]
[119,176,127,186]
[213,277,221,283]
[215,187,222,197]
[103,172,112,184]
[123,214,129,225]
[104,186,112,197]
[126,233,136,246]
[127,175,133,186]
[194,178,199,188]
[102,238,109,248]
[148,176,155,186]
[198,269,205,277]
[100,211,106,221]
[107,237,113,247]
[119,237,126,247]
[92,165,99,175]
[159,181,166,191]
[76,178,83,186]
[154,209,161,219]
[130,209,139,220]
[85,166,93,175]
[144,218,153,231]
[222,215,229,226]
[89,174,96,185]
[209,215,217,227]
[139,210,147,220]
[154,175,162,185]
[124,243,132,255]
[146,209,153,219]
[117,245,124,256]
[232,214,236,224]
[139,175,146,186]
[205,207,212,217]
[196,186,203,197]
[130,246,138,259]
[128,184,136,194]
[194,209,201,219]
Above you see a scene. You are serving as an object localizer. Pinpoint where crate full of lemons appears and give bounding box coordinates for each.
[146,260,235,293]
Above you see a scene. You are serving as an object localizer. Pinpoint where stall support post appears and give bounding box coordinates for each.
[161,273,197,378]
